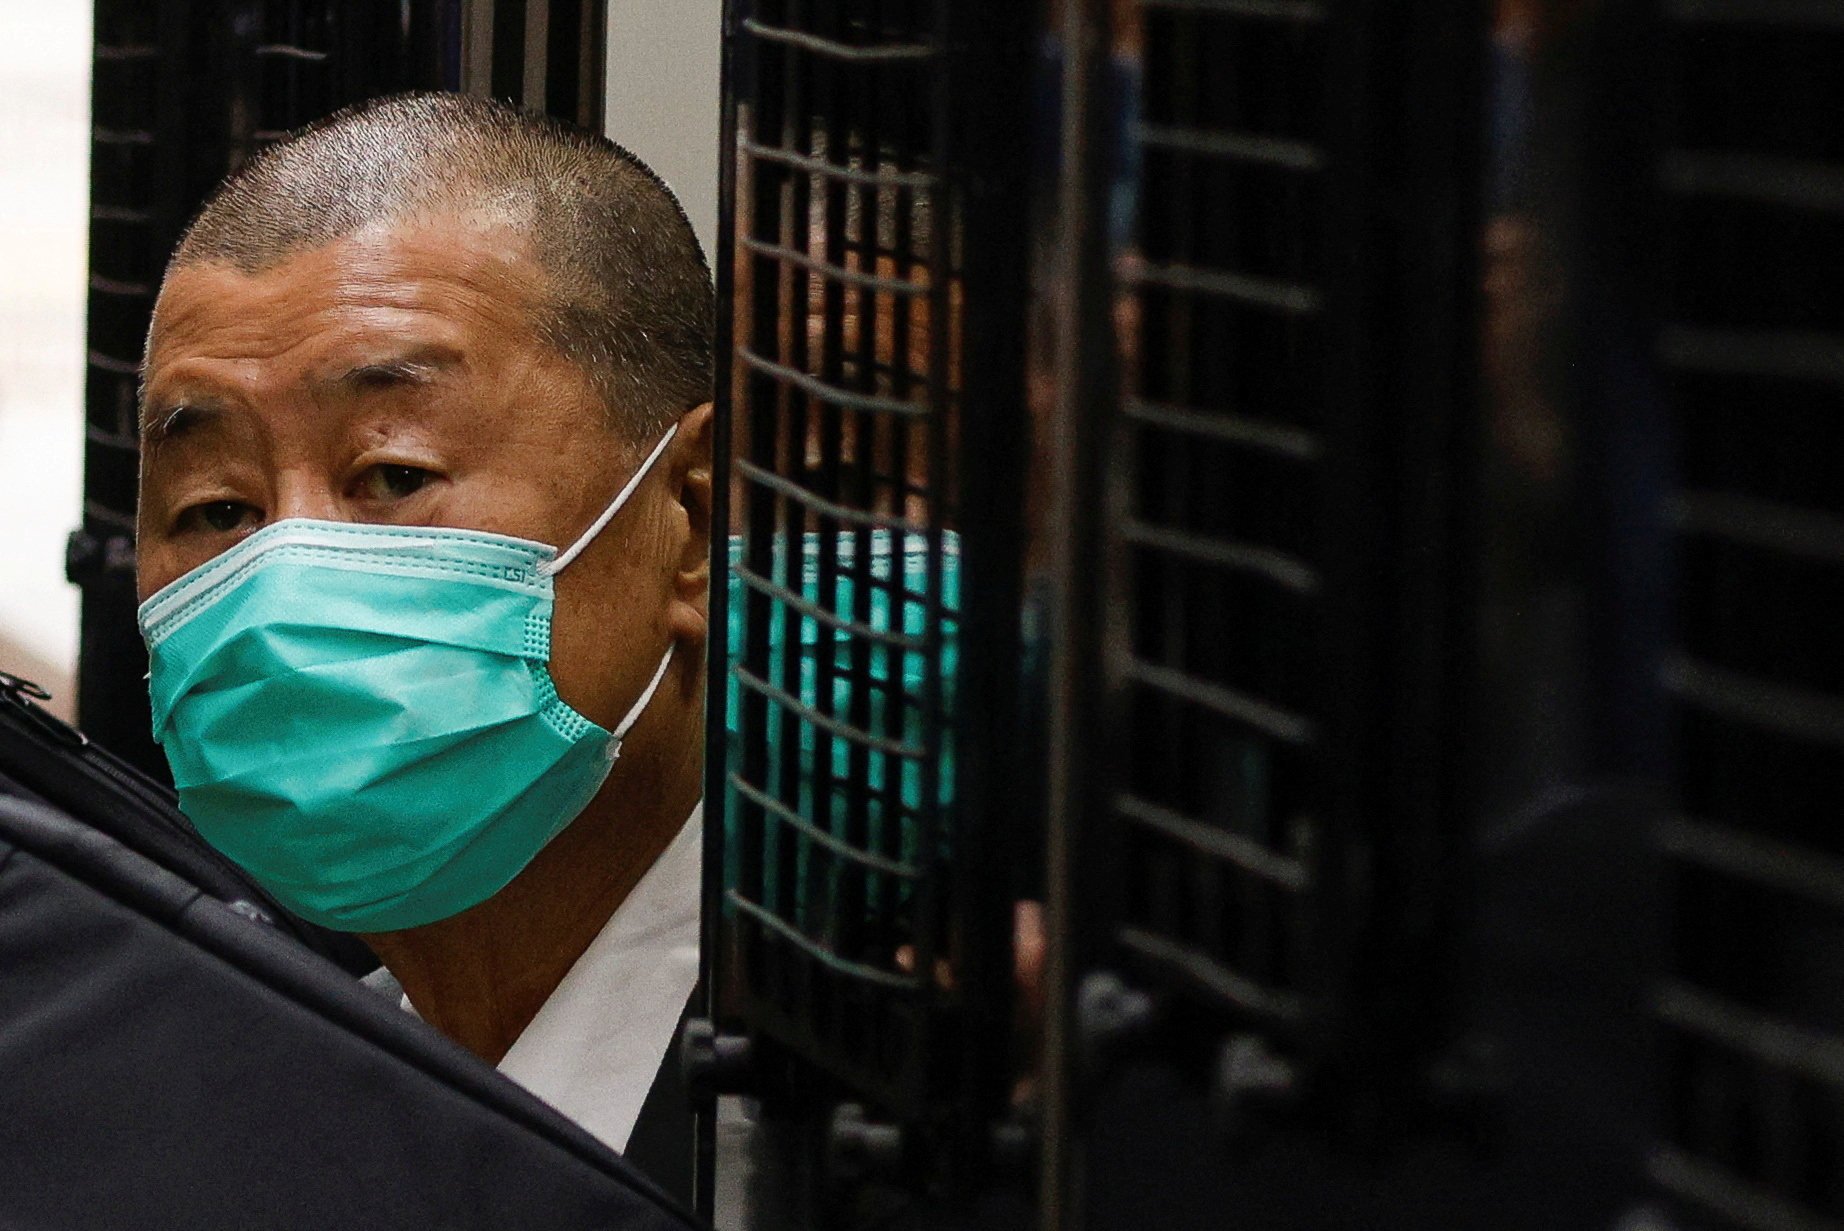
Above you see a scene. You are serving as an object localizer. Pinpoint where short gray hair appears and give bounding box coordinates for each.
[167,91,713,441]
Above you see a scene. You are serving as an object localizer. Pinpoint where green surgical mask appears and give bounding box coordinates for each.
[137,426,680,933]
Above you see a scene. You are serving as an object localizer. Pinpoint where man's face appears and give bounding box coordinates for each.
[137,214,700,734]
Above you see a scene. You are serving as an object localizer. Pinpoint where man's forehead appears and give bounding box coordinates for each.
[142,221,547,412]
[140,341,469,437]
[155,217,535,328]
[142,296,473,420]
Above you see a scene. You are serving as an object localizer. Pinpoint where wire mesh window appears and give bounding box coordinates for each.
[715,0,966,1112]
[86,6,165,531]
[1652,9,1844,1227]
[245,8,342,154]
[1106,0,1331,1040]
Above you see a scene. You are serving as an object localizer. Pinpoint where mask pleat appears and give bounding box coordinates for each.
[147,556,546,732]
[170,646,549,778]
[187,705,614,930]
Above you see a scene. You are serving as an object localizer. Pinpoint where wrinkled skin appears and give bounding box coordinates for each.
[138,212,712,1061]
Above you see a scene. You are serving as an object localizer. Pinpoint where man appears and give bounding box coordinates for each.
[134,93,713,1192]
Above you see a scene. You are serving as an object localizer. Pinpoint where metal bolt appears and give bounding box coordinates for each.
[827,1102,905,1184]
[1212,1033,1296,1143]
[680,1017,756,1100]
[1075,971,1156,1071]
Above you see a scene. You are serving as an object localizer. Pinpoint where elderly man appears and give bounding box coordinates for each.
[134,92,712,1185]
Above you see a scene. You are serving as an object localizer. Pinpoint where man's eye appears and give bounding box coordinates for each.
[177,501,261,535]
[357,464,434,501]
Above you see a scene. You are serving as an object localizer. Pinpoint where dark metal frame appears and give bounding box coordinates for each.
[1642,5,1844,1226]
[1043,1,1494,1223]
[1065,0,1488,1109]
[464,0,605,129]
[697,0,1036,1223]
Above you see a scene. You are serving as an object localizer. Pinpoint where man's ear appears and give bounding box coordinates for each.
[667,402,714,641]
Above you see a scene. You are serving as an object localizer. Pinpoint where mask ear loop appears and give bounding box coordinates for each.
[539,422,681,578]
[612,645,676,743]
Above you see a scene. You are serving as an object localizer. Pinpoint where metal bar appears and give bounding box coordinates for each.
[1138,0,1327,20]
[1115,792,1307,890]
[734,564,926,649]
[739,17,934,65]
[809,2,855,977]
[1657,814,1844,915]
[1037,0,1111,1213]
[1125,657,1318,745]
[88,275,152,297]
[86,351,140,376]
[1135,122,1326,173]
[1123,260,1325,315]
[92,128,155,146]
[1124,397,1323,460]
[1649,1148,1844,1231]
[252,44,330,62]
[81,502,136,533]
[731,12,776,1025]
[461,0,495,95]
[847,0,905,1008]
[1659,327,1844,386]
[1668,491,1844,564]
[739,235,931,295]
[739,138,936,189]
[489,0,526,101]
[737,348,931,417]
[1663,0,1844,31]
[769,23,815,956]
[522,0,548,111]
[693,1,743,1214]
[871,30,923,960]
[730,775,921,880]
[1664,654,1844,749]
[728,892,919,989]
[735,459,928,532]
[84,424,141,451]
[1117,926,1306,1023]
[910,0,956,1023]
[731,666,927,759]
[1119,519,1323,594]
[1661,151,1844,214]
[1659,980,1844,1090]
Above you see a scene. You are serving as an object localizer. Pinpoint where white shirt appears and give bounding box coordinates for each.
[399,805,702,1152]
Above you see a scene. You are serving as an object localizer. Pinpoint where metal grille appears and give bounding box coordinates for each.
[1059,0,1484,1138]
[1651,7,1844,1227]
[1107,1,1332,1040]
[463,0,605,128]
[705,3,1034,1180]
[714,0,961,1117]
[77,0,188,773]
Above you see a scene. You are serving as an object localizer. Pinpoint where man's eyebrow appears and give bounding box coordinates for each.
[325,349,463,392]
[140,401,222,448]
[137,348,463,444]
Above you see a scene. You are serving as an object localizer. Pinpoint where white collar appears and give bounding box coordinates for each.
[495,804,703,1152]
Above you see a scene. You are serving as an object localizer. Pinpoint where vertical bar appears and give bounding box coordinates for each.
[522,0,549,111]
[491,0,526,101]
[808,0,848,1022]
[461,0,496,96]
[698,0,743,1213]
[1038,0,1113,1214]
